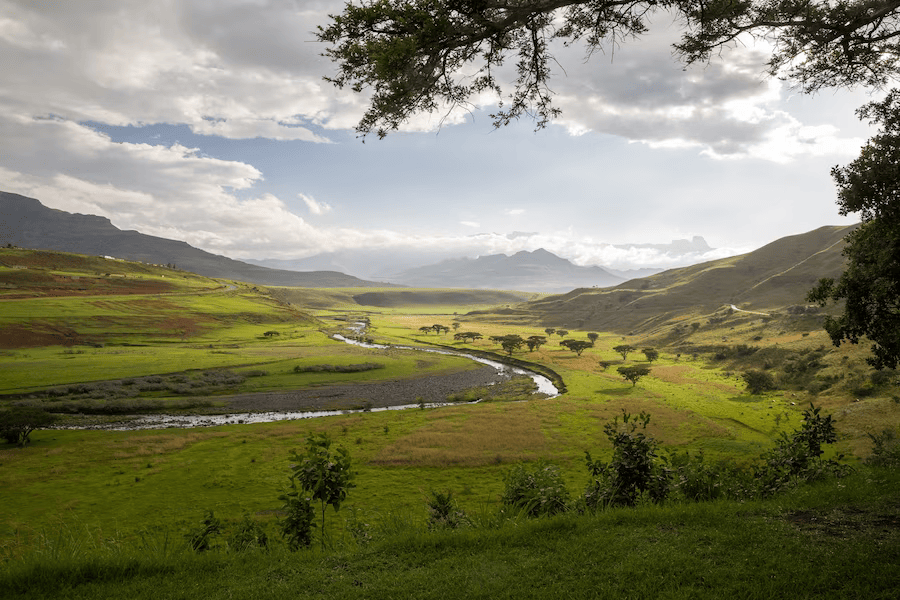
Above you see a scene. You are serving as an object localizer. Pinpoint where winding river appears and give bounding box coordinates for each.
[69,326,559,430]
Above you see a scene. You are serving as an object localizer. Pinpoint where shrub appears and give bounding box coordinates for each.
[278,489,314,551]
[865,428,900,467]
[185,510,222,552]
[501,460,570,517]
[742,370,777,394]
[584,411,669,509]
[425,490,470,530]
[228,513,268,552]
[753,404,850,497]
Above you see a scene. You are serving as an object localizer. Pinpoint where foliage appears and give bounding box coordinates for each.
[555,329,569,338]
[286,433,356,549]
[584,411,669,509]
[642,348,659,362]
[0,407,56,446]
[491,334,525,355]
[294,362,385,374]
[587,332,599,344]
[809,90,900,370]
[185,510,222,552]
[227,514,269,552]
[865,428,900,467]
[559,339,593,356]
[453,331,483,342]
[754,404,849,498]
[500,460,570,518]
[278,486,315,551]
[316,0,900,137]
[544,328,555,337]
[613,344,635,360]
[742,370,777,394]
[616,364,651,386]
[525,335,547,351]
[425,490,470,530]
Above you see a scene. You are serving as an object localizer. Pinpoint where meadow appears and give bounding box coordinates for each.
[1,248,898,597]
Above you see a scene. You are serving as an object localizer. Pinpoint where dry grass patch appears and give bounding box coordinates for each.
[370,404,548,467]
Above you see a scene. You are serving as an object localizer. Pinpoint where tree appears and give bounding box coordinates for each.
[617,364,651,387]
[808,90,900,370]
[642,347,659,362]
[286,433,355,550]
[544,328,556,337]
[587,332,599,345]
[742,370,777,395]
[0,407,56,446]
[560,339,593,356]
[526,335,548,351]
[451,322,461,331]
[454,331,483,342]
[432,324,450,335]
[613,344,636,360]
[555,329,569,338]
[496,334,525,355]
[317,0,900,138]
[419,326,433,335]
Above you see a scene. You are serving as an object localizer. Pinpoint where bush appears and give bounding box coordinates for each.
[227,513,268,552]
[742,370,777,394]
[278,489,315,551]
[425,490,470,530]
[865,428,900,467]
[753,404,850,497]
[584,411,669,509]
[185,510,222,552]
[501,461,570,517]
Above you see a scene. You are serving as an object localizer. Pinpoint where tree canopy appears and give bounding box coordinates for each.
[317,0,900,137]
[808,90,900,369]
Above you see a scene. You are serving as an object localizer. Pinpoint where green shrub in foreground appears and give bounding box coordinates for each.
[501,460,570,517]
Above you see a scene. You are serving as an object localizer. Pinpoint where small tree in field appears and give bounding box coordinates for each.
[613,344,636,360]
[560,339,593,356]
[556,329,569,338]
[526,335,547,352]
[419,326,432,335]
[617,365,651,387]
[0,407,56,446]
[544,328,556,337]
[285,433,355,550]
[642,348,659,362]
[587,332,599,345]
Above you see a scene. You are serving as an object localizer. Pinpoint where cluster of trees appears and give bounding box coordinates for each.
[318,0,900,371]
[419,324,451,335]
[0,407,56,446]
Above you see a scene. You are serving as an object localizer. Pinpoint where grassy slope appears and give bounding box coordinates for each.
[2,469,898,599]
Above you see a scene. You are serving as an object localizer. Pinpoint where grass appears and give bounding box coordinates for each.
[1,468,897,599]
[1,247,898,597]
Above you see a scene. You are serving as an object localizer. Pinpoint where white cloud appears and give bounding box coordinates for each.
[460,221,480,228]
[504,209,525,216]
[300,193,332,216]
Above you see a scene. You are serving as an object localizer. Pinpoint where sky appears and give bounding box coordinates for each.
[0,0,877,276]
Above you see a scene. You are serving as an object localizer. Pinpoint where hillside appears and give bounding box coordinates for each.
[0,191,396,288]
[522,225,856,334]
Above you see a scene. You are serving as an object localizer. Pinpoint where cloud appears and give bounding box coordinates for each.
[300,193,332,216]
[504,209,525,216]
[460,221,480,228]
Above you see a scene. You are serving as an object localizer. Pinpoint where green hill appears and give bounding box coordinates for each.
[524,225,855,335]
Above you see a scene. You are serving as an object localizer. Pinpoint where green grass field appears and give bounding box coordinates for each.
[1,248,898,597]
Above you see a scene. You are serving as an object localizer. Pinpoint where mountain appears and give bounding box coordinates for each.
[0,191,395,287]
[525,224,856,333]
[388,248,626,292]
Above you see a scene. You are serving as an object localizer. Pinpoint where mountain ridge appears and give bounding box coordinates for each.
[0,191,395,288]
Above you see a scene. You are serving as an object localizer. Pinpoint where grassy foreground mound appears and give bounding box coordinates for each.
[2,468,897,599]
